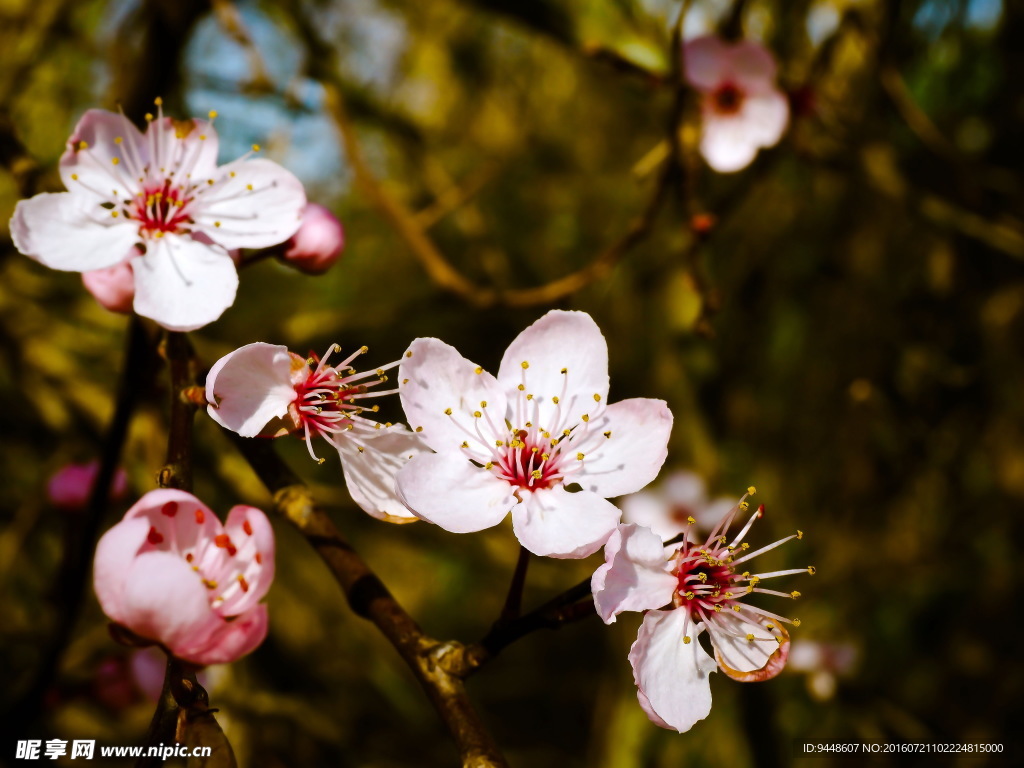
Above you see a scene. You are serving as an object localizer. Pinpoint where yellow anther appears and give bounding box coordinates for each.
[746,633,755,641]
[552,396,560,404]
[78,140,88,149]
[766,623,775,629]
[603,431,612,438]
[593,393,601,401]
[360,345,369,353]
[807,566,817,575]
[357,446,365,453]
[371,405,379,412]
[111,211,118,218]
[252,143,261,152]
[749,576,760,585]
[747,485,757,495]
[111,157,120,165]
[563,429,571,436]
[154,231,164,238]
[739,501,749,511]
[145,113,154,121]
[475,366,483,374]
[444,408,452,415]
[791,591,801,599]
[199,134,206,140]
[246,184,253,191]
[697,573,707,582]
[686,515,696,525]
[541,453,550,461]
[517,383,525,390]
[714,605,722,612]
[374,423,381,430]
[461,441,469,448]
[71,174,78,180]
[685,591,694,600]
[797,530,804,540]
[683,636,691,644]
[402,378,409,384]
[473,411,482,418]
[480,400,487,408]
[485,462,493,469]
[532,470,543,479]
[741,542,750,550]
[495,440,504,447]
[732,605,741,612]
[576,453,585,461]
[526,394,534,400]
[581,414,589,422]
[792,618,802,627]
[521,361,529,369]
[531,446,539,453]
[317,457,325,464]
[154,96,163,105]
[114,136,123,144]
[415,426,423,432]
[203,579,218,589]
[525,422,532,427]
[208,110,218,119]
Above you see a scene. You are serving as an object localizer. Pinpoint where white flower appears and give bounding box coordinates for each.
[395,310,673,558]
[592,494,812,731]
[206,342,425,523]
[10,105,306,331]
[684,36,790,173]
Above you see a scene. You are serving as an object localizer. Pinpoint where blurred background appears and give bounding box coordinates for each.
[1,0,1021,765]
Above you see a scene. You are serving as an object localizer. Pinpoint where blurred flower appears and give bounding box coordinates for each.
[396,310,673,558]
[92,655,141,710]
[206,342,425,522]
[93,489,274,666]
[82,258,136,314]
[788,640,857,701]
[10,104,306,331]
[47,460,128,511]
[683,36,789,173]
[592,494,813,732]
[282,203,345,274]
[622,470,736,543]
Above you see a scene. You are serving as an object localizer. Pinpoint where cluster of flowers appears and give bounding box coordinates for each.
[12,30,803,735]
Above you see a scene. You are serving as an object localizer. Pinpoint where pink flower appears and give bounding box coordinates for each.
[395,310,673,558]
[47,461,129,511]
[621,470,735,542]
[683,36,789,173]
[205,342,425,523]
[787,640,857,701]
[82,258,136,314]
[10,105,306,331]
[282,203,345,274]
[592,494,812,732]
[93,489,274,666]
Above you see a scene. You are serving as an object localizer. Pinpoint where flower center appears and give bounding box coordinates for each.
[131,181,192,236]
[492,430,566,491]
[711,82,744,115]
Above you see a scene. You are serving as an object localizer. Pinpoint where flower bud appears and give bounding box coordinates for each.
[282,203,345,274]
[48,461,129,511]
[82,260,135,314]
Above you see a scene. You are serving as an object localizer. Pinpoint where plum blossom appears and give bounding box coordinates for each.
[395,310,673,558]
[206,342,425,523]
[93,489,274,666]
[591,492,812,731]
[622,470,735,542]
[82,258,136,314]
[47,460,128,511]
[684,36,789,173]
[10,103,306,331]
[282,203,345,274]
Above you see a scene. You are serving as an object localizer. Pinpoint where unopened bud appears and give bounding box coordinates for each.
[282,203,345,275]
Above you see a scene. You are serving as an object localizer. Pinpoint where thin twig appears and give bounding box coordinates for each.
[498,546,531,623]
[157,332,198,491]
[230,435,508,768]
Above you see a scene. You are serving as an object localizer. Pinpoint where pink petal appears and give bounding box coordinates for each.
[591,524,677,623]
[130,647,169,702]
[727,40,779,94]
[205,343,297,437]
[184,604,269,666]
[395,452,515,533]
[130,235,238,331]
[629,608,716,733]
[119,551,219,653]
[93,516,151,623]
[737,90,789,147]
[683,36,730,91]
[192,158,306,250]
[510,486,620,559]
[283,203,345,274]
[398,337,507,456]
[711,613,790,680]
[82,258,136,314]
[59,109,148,202]
[496,311,609,432]
[48,461,128,511]
[578,398,672,498]
[11,193,139,272]
[621,490,687,542]
[700,112,760,173]
[218,505,275,614]
[336,425,428,522]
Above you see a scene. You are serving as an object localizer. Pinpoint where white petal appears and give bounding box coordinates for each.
[621,490,687,542]
[683,36,730,91]
[399,337,507,456]
[497,310,609,433]
[737,90,789,147]
[578,398,672,498]
[206,343,297,437]
[709,611,790,680]
[629,609,716,733]
[192,158,306,249]
[662,471,707,509]
[510,486,620,559]
[699,112,762,173]
[130,236,239,331]
[336,425,430,523]
[395,452,515,533]
[152,116,220,181]
[11,193,139,272]
[591,523,677,623]
[59,109,147,201]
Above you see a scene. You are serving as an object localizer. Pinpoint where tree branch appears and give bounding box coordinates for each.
[230,435,508,768]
